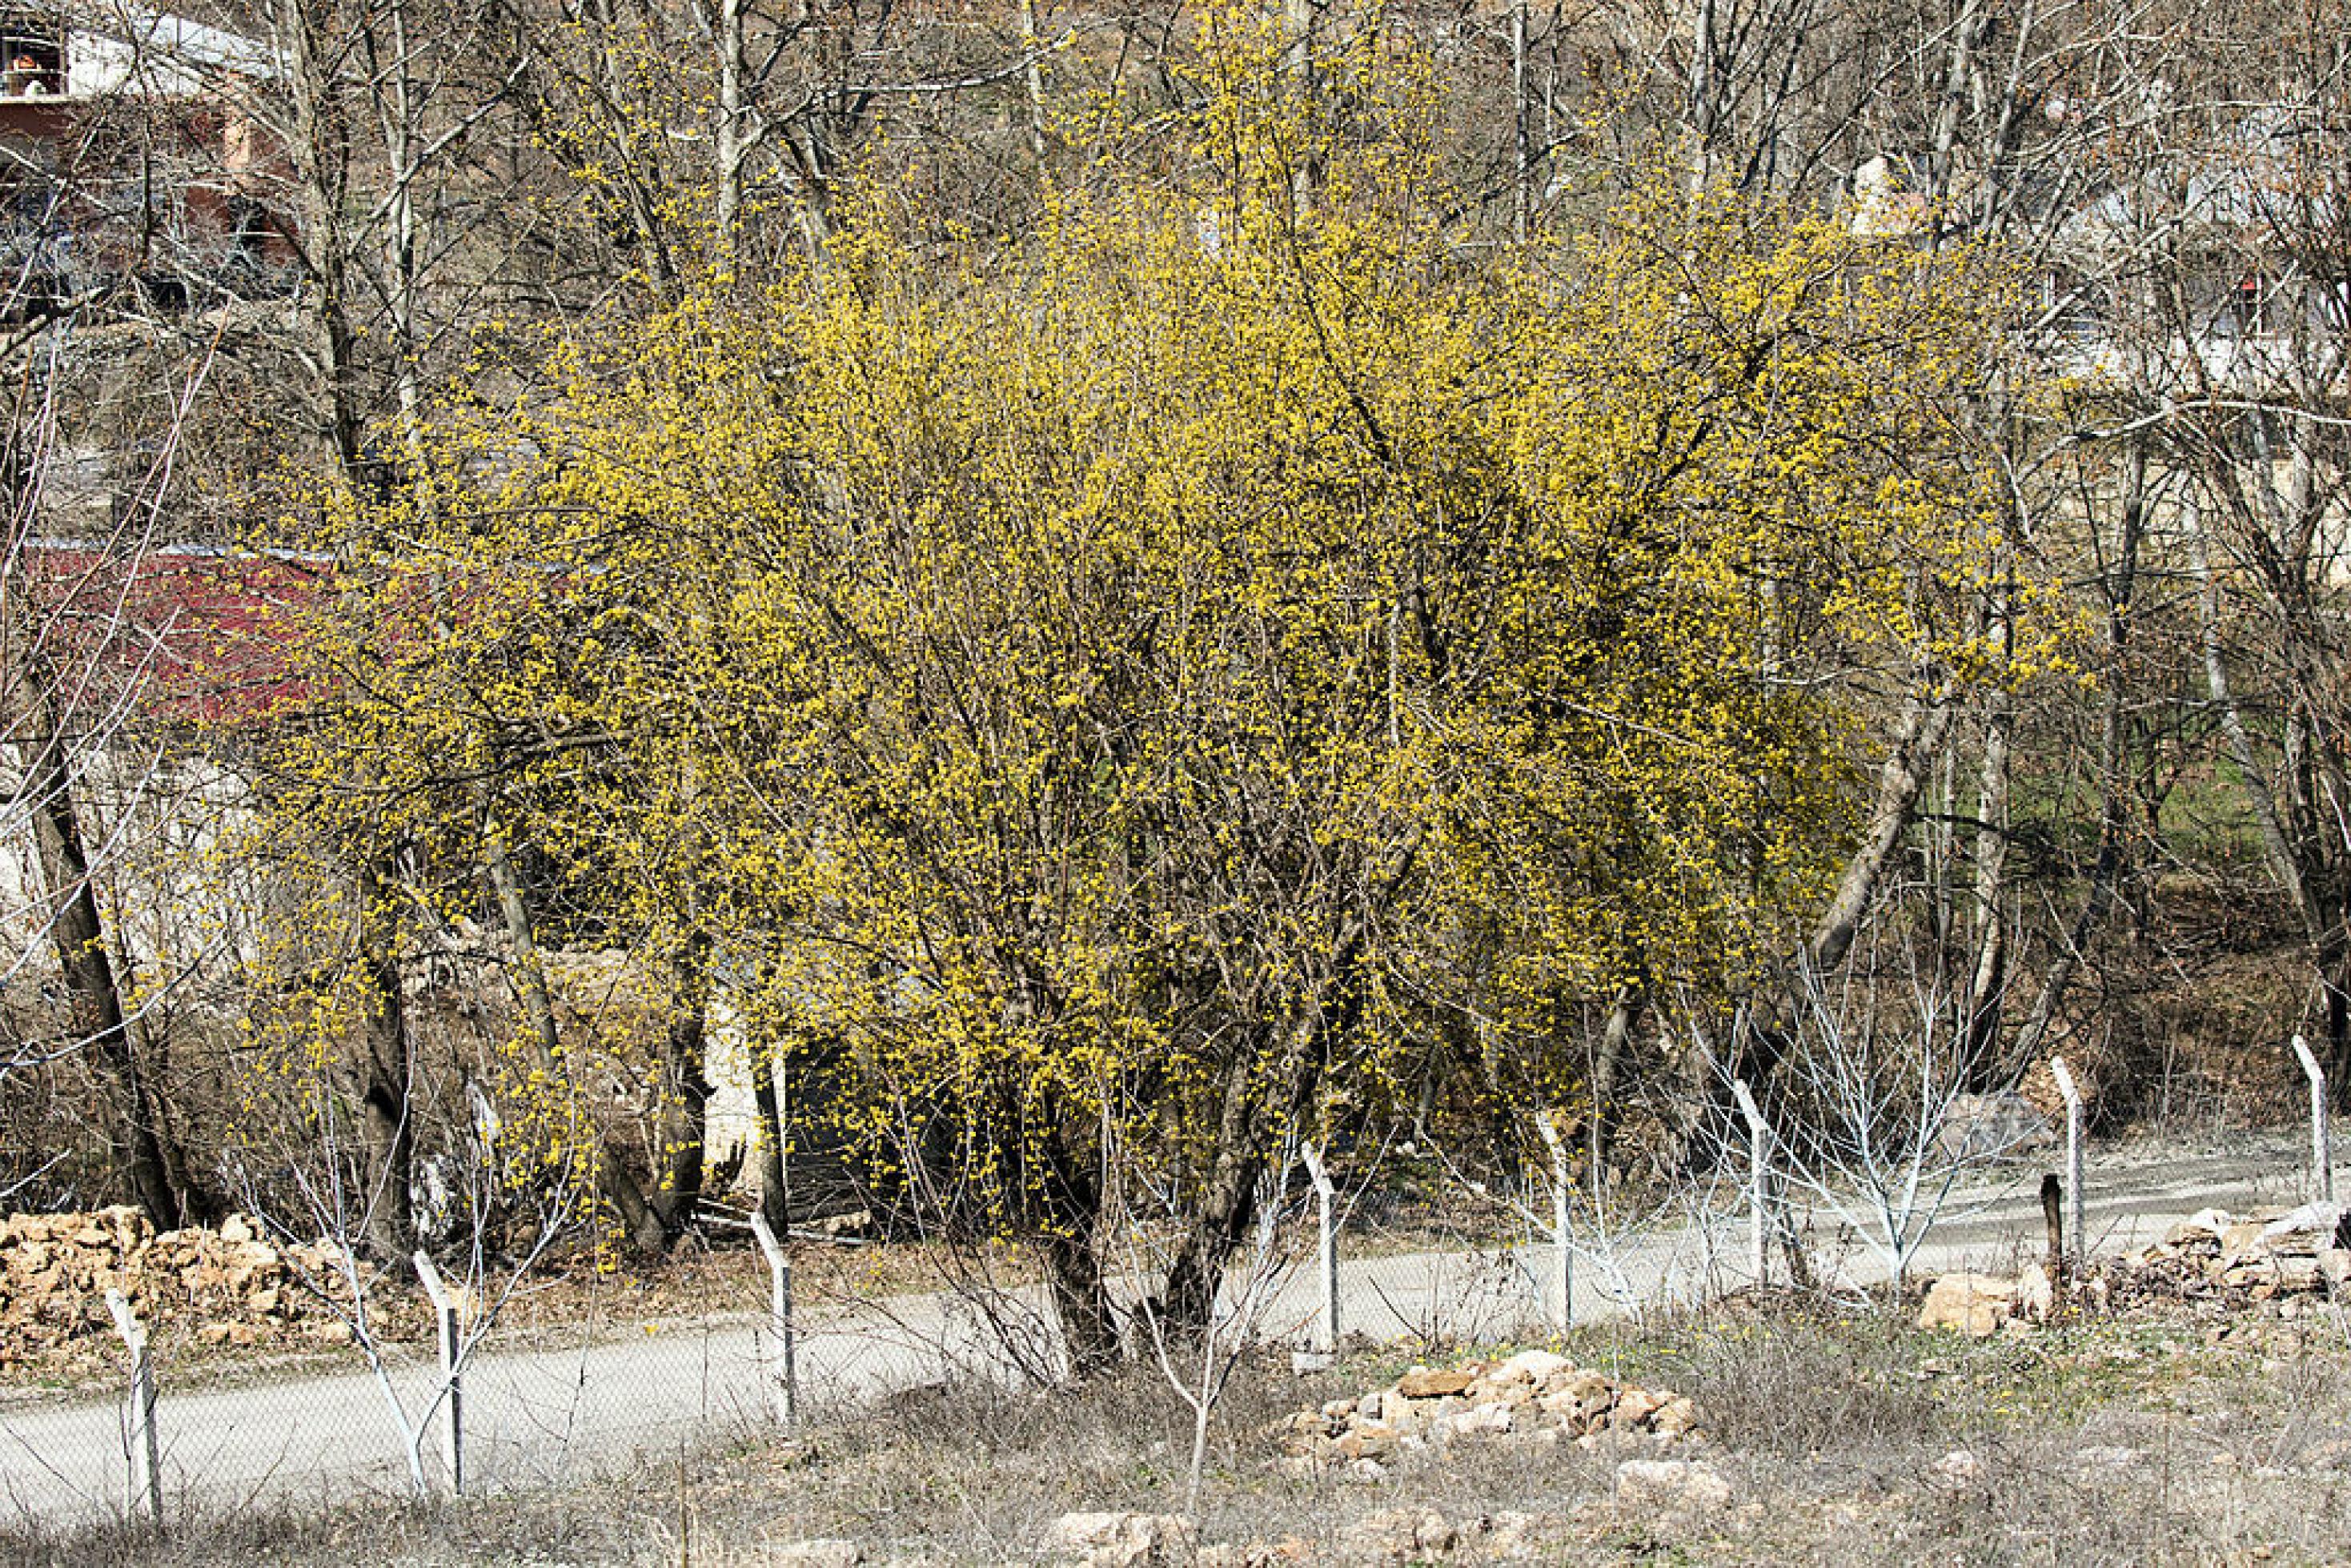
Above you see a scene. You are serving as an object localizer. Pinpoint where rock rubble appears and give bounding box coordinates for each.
[1268,1348,1701,1474]
[0,1207,383,1371]
[1918,1201,2349,1339]
[2108,1203,2351,1307]
[1917,1266,2056,1336]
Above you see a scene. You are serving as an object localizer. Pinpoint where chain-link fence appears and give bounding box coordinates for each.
[0,1184,1820,1530]
[4,1191,1673,1530]
[0,1222,952,1530]
[7,1100,2318,1536]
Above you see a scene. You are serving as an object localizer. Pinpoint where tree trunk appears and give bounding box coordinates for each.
[1587,985,1643,1192]
[1045,1225,1122,1378]
[281,0,371,486]
[379,0,424,443]
[1019,0,1049,162]
[1153,1137,1266,1344]
[4,394,204,1229]
[1685,0,1718,194]
[1926,0,1989,213]
[1153,1027,1270,1337]
[1807,691,1957,979]
[1962,579,2013,1071]
[647,936,713,1245]
[22,716,184,1228]
[354,853,415,1262]
[1035,1125,1121,1377]
[2189,493,2308,923]
[2007,446,2150,1080]
[483,810,660,1243]
[752,1032,788,1235]
[1510,0,1531,240]
[1153,960,1352,1339]
[1692,690,1955,1169]
[714,0,748,256]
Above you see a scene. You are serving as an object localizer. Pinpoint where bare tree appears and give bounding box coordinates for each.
[1,344,213,1222]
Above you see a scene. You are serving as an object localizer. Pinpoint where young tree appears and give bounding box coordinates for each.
[2,357,215,1225]
[310,6,2020,1368]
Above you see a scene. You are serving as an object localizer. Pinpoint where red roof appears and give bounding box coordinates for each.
[10,537,331,728]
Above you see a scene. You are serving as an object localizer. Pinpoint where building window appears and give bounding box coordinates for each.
[2231,271,2266,336]
[0,15,62,97]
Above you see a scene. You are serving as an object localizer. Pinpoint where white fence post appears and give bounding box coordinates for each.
[2292,1034,2333,1205]
[751,1212,797,1425]
[411,1251,464,1496]
[2049,1057,2084,1274]
[1300,1142,1338,1356]
[1731,1079,1769,1289]
[103,1288,161,1527]
[1532,1111,1572,1333]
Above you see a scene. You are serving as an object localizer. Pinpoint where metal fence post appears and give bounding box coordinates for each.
[1531,1111,1572,1332]
[1731,1079,1769,1289]
[2292,1034,2333,1204]
[751,1212,797,1425]
[1300,1142,1338,1355]
[103,1289,161,1527]
[411,1251,463,1495]
[2049,1057,2085,1274]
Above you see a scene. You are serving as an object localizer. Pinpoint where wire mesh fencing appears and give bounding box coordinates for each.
[2,1100,2148,1537]
[2,1201,1606,1532]
[0,1174,1755,1531]
[1269,1150,1775,1363]
[0,1223,955,1532]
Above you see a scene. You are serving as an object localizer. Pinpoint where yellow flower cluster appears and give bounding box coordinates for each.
[230,13,2038,1291]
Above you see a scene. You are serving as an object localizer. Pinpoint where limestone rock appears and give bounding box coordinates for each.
[1196,1547,1286,1568]
[1395,1366,1477,1400]
[1275,1353,1699,1474]
[0,1209,387,1369]
[1919,1273,2016,1337]
[1488,1349,1571,1386]
[1341,1507,1455,1562]
[1934,1092,2056,1163]
[2221,1221,2270,1260]
[1615,1458,1733,1515]
[2117,1204,2345,1310]
[2016,1262,2056,1322]
[1615,1388,1668,1427]
[2257,1201,2345,1245]
[2163,1209,2232,1249]
[1045,1512,1198,1568]
[1934,1449,1983,1485]
[1481,1511,1557,1561]
[1538,1369,1615,1421]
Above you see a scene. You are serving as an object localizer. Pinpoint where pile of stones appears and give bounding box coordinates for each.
[2106,1202,2350,1310]
[0,1207,382,1373]
[1268,1348,1700,1478]
[1916,1266,2058,1337]
[1918,1201,2351,1338]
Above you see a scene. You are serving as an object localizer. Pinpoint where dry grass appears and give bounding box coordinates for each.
[10,1296,2351,1566]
